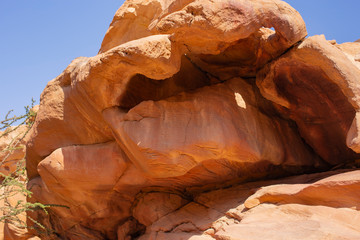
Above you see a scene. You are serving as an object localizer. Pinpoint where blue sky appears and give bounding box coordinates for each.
[0,0,359,119]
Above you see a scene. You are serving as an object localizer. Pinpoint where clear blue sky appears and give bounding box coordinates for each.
[0,0,359,119]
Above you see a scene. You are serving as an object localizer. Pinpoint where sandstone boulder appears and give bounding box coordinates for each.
[257,35,360,164]
[106,78,322,179]
[20,0,360,239]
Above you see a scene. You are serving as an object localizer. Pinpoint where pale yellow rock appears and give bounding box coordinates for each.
[244,170,360,210]
[243,198,261,209]
[216,204,360,240]
[336,41,360,69]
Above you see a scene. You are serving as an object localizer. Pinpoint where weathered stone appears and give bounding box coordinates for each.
[141,170,360,239]
[17,0,360,239]
[257,35,360,164]
[0,123,39,239]
[109,78,322,179]
[244,170,360,210]
[216,204,360,240]
[132,192,189,226]
[0,125,28,176]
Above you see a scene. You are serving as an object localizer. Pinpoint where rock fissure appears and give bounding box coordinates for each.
[163,220,200,233]
[183,54,223,83]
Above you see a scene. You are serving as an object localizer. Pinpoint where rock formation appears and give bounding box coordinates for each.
[2,0,360,239]
[0,125,39,240]
[0,125,27,177]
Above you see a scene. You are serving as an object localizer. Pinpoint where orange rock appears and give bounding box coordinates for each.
[216,204,360,240]
[257,35,360,164]
[29,142,131,239]
[244,170,360,209]
[21,0,360,239]
[0,125,28,176]
[3,185,31,240]
[100,0,306,55]
[26,0,309,181]
[140,170,360,239]
[0,115,44,239]
[132,192,189,226]
[107,78,322,179]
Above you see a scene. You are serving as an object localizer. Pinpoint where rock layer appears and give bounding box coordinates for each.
[139,170,360,240]
[17,0,360,239]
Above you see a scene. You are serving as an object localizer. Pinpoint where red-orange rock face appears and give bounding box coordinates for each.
[257,35,360,164]
[17,0,360,239]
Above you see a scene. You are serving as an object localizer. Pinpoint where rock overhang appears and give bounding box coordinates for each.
[21,0,360,239]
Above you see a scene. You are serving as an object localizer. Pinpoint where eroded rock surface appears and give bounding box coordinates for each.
[0,125,39,240]
[139,170,360,240]
[20,0,360,239]
[257,35,360,164]
[0,125,28,177]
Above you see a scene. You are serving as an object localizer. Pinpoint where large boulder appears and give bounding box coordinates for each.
[22,0,360,239]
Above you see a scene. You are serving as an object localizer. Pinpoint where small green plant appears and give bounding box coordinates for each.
[0,99,54,236]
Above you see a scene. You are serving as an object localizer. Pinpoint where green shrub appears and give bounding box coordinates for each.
[0,99,53,236]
